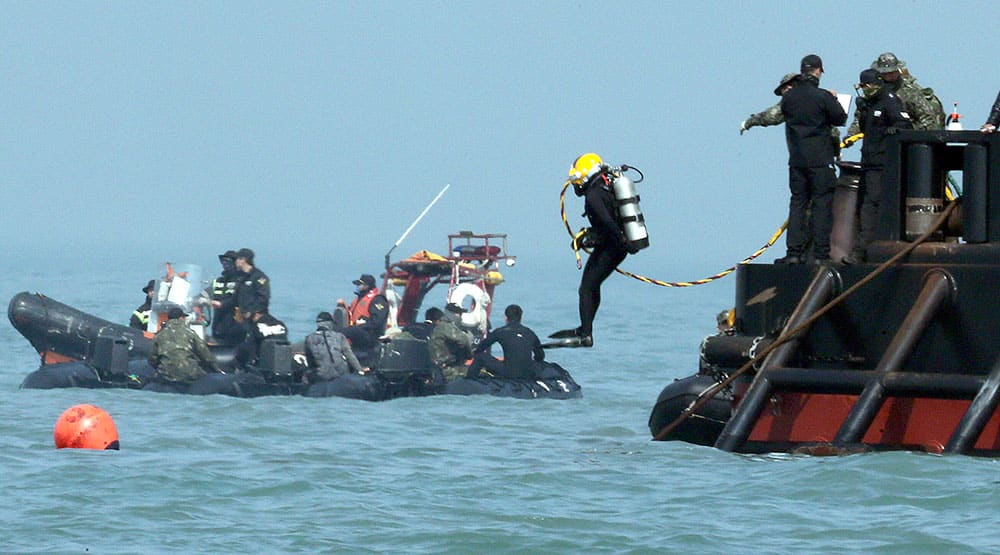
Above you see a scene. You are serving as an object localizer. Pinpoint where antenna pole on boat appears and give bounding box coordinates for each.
[384,184,451,272]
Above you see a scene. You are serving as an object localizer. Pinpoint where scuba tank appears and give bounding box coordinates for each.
[610,166,649,251]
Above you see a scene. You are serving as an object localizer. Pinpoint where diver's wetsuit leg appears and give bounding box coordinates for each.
[578,244,627,336]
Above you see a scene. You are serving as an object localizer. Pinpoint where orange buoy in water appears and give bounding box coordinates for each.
[53,404,120,450]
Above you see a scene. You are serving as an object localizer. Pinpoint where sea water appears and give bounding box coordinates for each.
[0,249,997,554]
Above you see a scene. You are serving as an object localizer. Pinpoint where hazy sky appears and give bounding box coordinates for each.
[3,1,996,280]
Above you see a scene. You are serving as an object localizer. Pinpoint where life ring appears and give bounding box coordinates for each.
[447,282,491,330]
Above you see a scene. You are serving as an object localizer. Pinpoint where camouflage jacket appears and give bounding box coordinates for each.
[848,75,942,135]
[747,101,841,147]
[149,319,219,383]
[745,102,785,130]
[428,315,472,379]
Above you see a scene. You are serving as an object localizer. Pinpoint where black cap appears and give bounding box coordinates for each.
[445,303,464,315]
[316,311,334,323]
[235,248,255,264]
[800,54,823,73]
[167,307,187,320]
[424,307,444,322]
[352,274,376,288]
[859,68,880,86]
[143,280,155,294]
[219,250,238,262]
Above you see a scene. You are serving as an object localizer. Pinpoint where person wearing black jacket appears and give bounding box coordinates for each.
[209,250,246,345]
[981,90,1000,134]
[234,307,288,369]
[129,280,155,331]
[845,69,913,264]
[778,54,848,264]
[468,304,544,379]
[233,248,271,317]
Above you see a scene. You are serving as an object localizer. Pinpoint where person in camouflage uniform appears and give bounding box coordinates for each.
[847,53,942,136]
[741,73,841,153]
[149,307,221,384]
[428,303,473,381]
[740,73,799,134]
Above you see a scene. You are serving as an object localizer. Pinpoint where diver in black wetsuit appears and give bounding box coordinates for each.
[556,153,639,347]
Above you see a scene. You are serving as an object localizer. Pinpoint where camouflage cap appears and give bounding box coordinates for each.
[774,73,799,96]
[873,52,900,74]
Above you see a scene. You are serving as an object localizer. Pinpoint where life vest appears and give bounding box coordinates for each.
[348,288,381,326]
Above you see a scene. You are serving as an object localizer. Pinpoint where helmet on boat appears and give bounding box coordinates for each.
[568,153,604,186]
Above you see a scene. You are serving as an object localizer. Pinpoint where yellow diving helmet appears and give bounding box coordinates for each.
[568,152,604,186]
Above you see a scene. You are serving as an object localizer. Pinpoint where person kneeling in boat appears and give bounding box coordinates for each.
[303,311,368,383]
[400,307,443,341]
[234,304,289,370]
[336,273,389,366]
[467,304,544,379]
[429,303,473,381]
[148,307,222,385]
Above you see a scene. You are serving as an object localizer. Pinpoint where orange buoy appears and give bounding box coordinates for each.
[53,404,120,450]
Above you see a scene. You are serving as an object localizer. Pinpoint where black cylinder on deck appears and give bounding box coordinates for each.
[831,161,861,261]
[905,143,943,241]
[963,143,989,243]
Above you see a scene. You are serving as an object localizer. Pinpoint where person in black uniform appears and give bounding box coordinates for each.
[129,280,156,331]
[208,250,246,344]
[981,90,1000,134]
[234,306,288,369]
[233,248,270,319]
[844,69,913,264]
[777,54,848,264]
[468,304,545,379]
[558,153,638,347]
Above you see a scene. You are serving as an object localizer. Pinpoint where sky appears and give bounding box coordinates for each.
[2,1,997,282]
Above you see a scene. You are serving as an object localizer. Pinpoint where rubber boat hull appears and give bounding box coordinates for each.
[11,292,581,401]
[647,373,746,446]
[20,360,581,401]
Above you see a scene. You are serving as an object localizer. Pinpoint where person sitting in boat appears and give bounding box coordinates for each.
[303,311,367,383]
[129,280,155,331]
[400,307,443,341]
[335,273,388,365]
[429,303,473,381]
[467,304,544,379]
[208,250,246,345]
[234,304,288,369]
[148,307,221,384]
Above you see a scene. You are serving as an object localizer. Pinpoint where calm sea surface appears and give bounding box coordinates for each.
[1,249,997,554]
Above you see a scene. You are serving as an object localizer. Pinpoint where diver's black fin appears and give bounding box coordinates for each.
[548,328,580,339]
[542,336,593,349]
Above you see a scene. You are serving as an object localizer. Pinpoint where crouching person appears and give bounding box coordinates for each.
[304,311,367,383]
[429,303,473,381]
[149,307,222,386]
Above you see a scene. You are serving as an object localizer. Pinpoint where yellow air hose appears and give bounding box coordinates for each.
[559,181,787,288]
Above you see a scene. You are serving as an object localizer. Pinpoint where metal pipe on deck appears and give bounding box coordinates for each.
[834,269,954,445]
[715,267,839,452]
[945,354,1000,454]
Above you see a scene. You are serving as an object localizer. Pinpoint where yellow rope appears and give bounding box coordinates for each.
[560,181,787,287]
